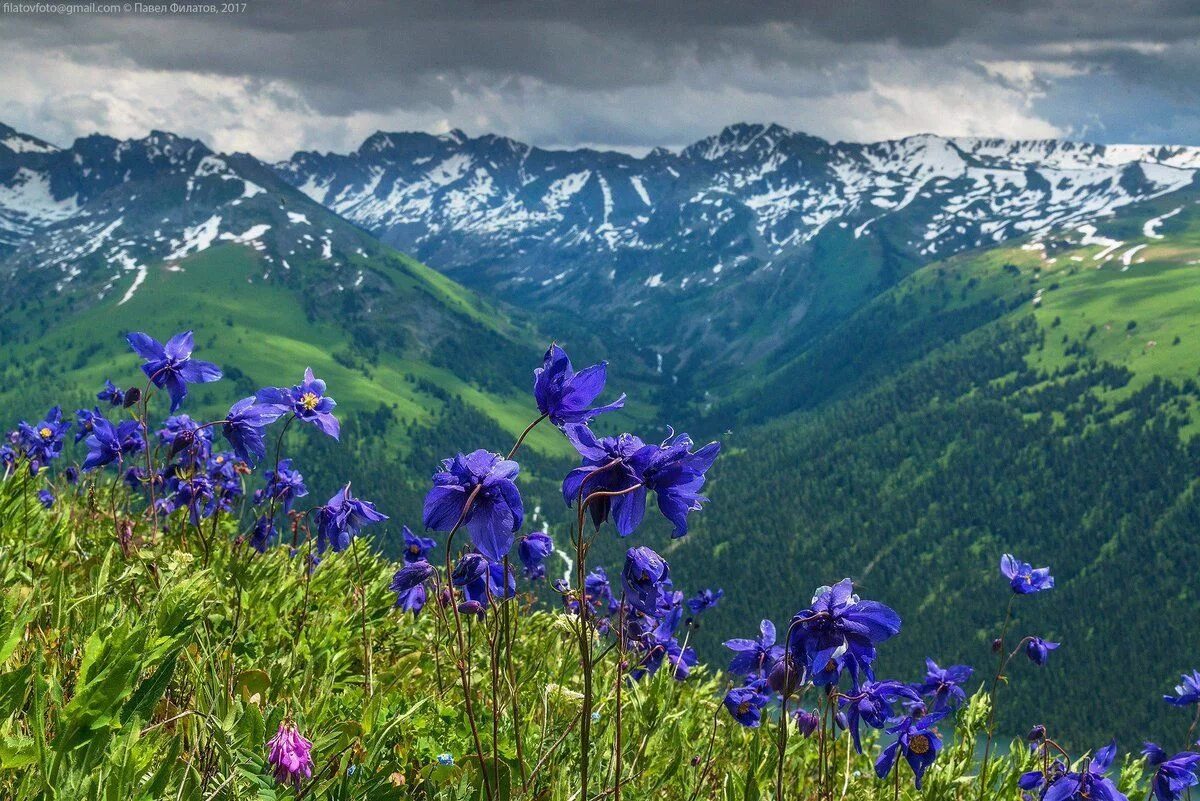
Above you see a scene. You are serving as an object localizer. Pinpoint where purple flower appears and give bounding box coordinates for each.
[533,344,625,427]
[402,525,437,564]
[82,417,123,470]
[583,567,619,618]
[723,684,770,727]
[1026,637,1060,666]
[874,710,946,789]
[840,679,923,754]
[222,397,285,464]
[562,427,648,535]
[127,331,222,412]
[793,708,820,738]
[916,658,974,710]
[686,588,723,615]
[97,379,125,407]
[1041,741,1127,801]
[74,407,102,443]
[633,432,720,538]
[723,619,784,677]
[257,367,339,439]
[621,546,670,614]
[257,459,307,514]
[18,406,69,474]
[1000,554,1055,595]
[516,530,553,579]
[158,414,212,465]
[788,578,901,688]
[1144,743,1200,801]
[174,474,215,526]
[391,560,437,614]
[37,489,55,509]
[316,484,387,553]
[249,515,276,553]
[1165,671,1200,706]
[423,450,523,562]
[266,722,314,789]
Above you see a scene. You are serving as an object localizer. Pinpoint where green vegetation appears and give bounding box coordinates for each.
[0,441,1163,799]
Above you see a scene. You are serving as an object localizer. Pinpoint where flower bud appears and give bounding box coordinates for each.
[991,638,1003,653]
[1027,724,1047,742]
[123,387,142,408]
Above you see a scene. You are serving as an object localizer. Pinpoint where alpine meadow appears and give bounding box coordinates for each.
[4,4,1200,798]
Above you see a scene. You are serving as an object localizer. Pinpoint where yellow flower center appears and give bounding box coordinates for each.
[299,392,320,412]
[908,734,931,755]
[39,427,52,439]
[736,701,750,716]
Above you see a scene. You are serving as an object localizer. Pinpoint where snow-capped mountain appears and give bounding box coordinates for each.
[0,125,389,308]
[274,123,1200,370]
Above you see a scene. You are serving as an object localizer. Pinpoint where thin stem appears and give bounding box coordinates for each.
[614,589,626,801]
[506,413,546,460]
[979,595,1016,800]
[1187,706,1200,751]
[350,535,373,698]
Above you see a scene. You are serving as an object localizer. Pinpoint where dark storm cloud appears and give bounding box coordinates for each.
[2,0,1200,155]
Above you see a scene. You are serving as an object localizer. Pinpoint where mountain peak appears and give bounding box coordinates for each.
[0,123,61,155]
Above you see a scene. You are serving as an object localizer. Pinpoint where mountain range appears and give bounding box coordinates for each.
[3,119,1200,743]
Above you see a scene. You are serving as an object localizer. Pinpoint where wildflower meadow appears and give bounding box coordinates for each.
[0,331,1195,800]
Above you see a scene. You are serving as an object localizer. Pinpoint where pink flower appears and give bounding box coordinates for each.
[267,722,314,789]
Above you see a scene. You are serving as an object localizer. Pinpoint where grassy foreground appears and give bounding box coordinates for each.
[0,466,1154,800]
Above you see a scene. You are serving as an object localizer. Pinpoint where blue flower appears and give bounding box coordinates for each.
[221,397,285,464]
[562,425,720,538]
[1041,741,1128,801]
[83,417,123,470]
[788,578,901,688]
[1026,637,1060,666]
[402,525,437,564]
[423,450,523,562]
[793,708,821,738]
[97,379,125,407]
[562,427,648,535]
[257,368,339,439]
[127,331,222,412]
[436,753,454,767]
[257,459,307,514]
[1165,671,1200,706]
[516,530,553,579]
[158,414,212,465]
[1144,743,1200,801]
[621,546,670,615]
[686,588,723,615]
[533,344,625,427]
[840,680,923,754]
[74,408,103,443]
[316,484,387,553]
[1000,554,1055,595]
[174,474,215,526]
[723,619,784,678]
[633,432,720,538]
[915,658,973,710]
[249,515,276,554]
[37,489,55,509]
[723,684,770,727]
[874,710,946,789]
[18,406,69,474]
[390,560,436,614]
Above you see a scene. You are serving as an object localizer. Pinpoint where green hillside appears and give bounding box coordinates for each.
[0,243,578,544]
[674,189,1200,745]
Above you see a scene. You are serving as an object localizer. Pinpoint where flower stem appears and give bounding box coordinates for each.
[979,595,1016,800]
[350,535,373,699]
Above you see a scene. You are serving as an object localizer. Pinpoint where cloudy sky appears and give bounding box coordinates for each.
[1,0,1198,159]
